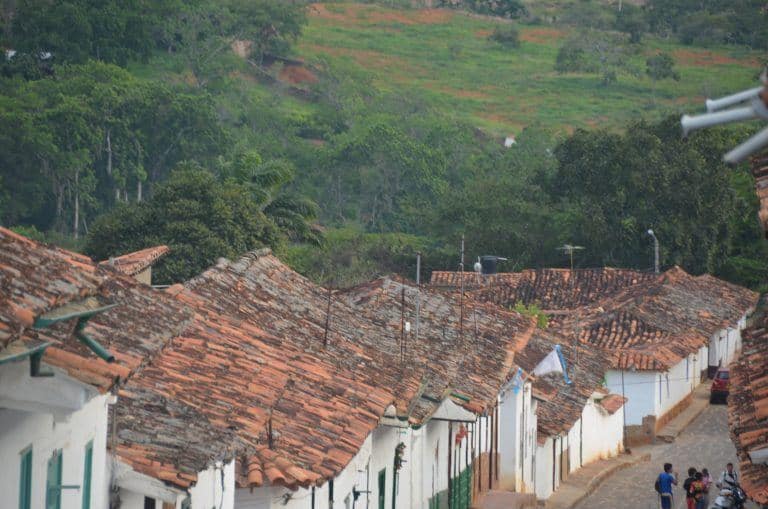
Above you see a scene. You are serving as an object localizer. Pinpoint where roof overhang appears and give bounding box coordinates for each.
[113,459,187,504]
[429,398,477,423]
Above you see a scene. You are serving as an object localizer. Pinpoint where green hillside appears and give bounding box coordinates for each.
[293,2,761,133]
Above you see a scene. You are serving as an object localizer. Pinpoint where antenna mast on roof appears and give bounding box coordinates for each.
[323,285,333,348]
[415,252,421,342]
[557,244,585,367]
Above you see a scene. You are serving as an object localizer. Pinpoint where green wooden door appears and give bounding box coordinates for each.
[450,466,472,509]
[377,469,386,509]
[82,442,93,509]
[46,450,62,509]
[19,447,32,509]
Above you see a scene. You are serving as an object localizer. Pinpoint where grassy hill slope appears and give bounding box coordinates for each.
[293,2,762,134]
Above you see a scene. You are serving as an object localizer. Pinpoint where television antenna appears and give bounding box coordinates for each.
[557,244,584,272]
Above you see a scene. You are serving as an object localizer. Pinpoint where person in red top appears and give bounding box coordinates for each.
[690,472,706,509]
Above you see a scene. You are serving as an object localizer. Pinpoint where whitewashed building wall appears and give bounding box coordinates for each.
[498,381,535,493]
[580,398,624,465]
[0,362,111,509]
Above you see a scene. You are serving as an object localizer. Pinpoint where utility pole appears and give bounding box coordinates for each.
[647,229,659,274]
[415,252,421,342]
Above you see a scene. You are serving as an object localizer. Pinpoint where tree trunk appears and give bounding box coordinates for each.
[73,171,80,239]
[115,188,121,202]
[137,180,143,202]
[106,129,113,176]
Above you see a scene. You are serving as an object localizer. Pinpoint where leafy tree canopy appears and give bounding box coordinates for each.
[85,167,282,283]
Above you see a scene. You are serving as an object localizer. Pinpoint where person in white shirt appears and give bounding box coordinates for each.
[717,462,739,488]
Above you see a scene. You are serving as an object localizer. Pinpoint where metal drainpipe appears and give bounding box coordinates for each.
[447,422,452,508]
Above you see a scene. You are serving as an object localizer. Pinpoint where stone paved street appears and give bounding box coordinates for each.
[574,403,758,509]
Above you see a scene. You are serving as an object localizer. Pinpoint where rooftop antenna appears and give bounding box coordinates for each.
[680,67,768,163]
[557,244,584,273]
[415,252,421,342]
[557,244,584,365]
[323,284,333,348]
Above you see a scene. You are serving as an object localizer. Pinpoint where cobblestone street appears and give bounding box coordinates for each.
[574,403,758,509]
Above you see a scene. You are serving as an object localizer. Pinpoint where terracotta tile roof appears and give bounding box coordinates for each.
[751,152,768,236]
[554,267,758,371]
[514,329,609,442]
[99,245,170,276]
[431,268,655,312]
[0,227,102,350]
[429,271,523,291]
[729,317,768,505]
[337,277,535,420]
[597,394,627,415]
[115,300,391,490]
[0,227,181,391]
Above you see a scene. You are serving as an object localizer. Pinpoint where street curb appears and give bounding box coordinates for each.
[558,452,652,509]
[655,399,710,443]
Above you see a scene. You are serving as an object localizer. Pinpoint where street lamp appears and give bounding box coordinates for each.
[647,229,659,274]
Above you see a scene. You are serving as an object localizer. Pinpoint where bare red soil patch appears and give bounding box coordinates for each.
[309,2,452,26]
[520,27,567,44]
[279,64,319,85]
[672,48,759,67]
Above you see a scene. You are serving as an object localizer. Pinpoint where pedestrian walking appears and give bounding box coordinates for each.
[701,468,713,508]
[718,462,740,489]
[691,472,706,509]
[655,463,678,509]
[683,468,697,509]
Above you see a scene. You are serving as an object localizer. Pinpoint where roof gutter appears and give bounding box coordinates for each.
[34,303,117,363]
[74,318,115,363]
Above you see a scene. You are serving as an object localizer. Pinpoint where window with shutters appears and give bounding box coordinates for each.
[45,450,63,509]
[19,446,32,509]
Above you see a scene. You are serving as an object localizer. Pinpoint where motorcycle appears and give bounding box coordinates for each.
[711,483,746,509]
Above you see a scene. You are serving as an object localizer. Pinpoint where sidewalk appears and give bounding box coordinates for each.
[472,490,538,509]
[543,451,651,509]
[655,380,712,443]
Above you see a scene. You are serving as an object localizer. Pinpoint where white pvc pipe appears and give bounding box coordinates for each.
[681,107,757,137]
[706,87,763,112]
[724,126,768,164]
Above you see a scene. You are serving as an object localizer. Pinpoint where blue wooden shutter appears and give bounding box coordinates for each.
[19,447,32,509]
[46,450,62,509]
[82,441,93,509]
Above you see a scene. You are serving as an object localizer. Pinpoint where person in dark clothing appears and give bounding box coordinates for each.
[683,468,698,509]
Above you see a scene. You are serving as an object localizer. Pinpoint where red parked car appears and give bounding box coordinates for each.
[710,367,730,404]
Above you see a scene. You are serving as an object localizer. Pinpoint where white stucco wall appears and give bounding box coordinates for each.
[580,398,623,465]
[605,370,657,426]
[656,356,696,417]
[498,382,535,493]
[534,436,557,501]
[0,391,111,509]
[189,461,236,509]
[708,314,749,370]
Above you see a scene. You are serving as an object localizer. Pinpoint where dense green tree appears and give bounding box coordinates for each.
[160,0,306,87]
[0,61,226,235]
[85,168,281,283]
[550,118,746,274]
[614,4,647,44]
[554,32,637,85]
[489,25,520,49]
[9,0,166,65]
[646,53,680,83]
